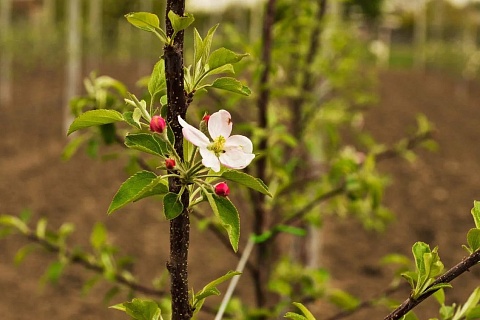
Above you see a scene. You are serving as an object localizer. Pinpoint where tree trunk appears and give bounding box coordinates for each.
[163,1,192,319]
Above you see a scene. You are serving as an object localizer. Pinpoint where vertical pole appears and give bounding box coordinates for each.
[88,0,102,71]
[64,0,82,134]
[0,0,13,107]
[414,0,427,71]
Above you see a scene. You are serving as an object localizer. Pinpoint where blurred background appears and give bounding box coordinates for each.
[2,0,480,319]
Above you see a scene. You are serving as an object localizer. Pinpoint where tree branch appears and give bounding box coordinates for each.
[385,249,480,320]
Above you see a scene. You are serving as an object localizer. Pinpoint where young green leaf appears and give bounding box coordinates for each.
[207,48,248,72]
[90,222,107,250]
[167,11,195,37]
[329,289,360,311]
[111,298,162,320]
[14,244,37,266]
[41,261,66,285]
[284,313,307,320]
[467,228,480,253]
[125,12,160,33]
[206,193,240,252]
[108,171,165,214]
[163,193,184,220]
[0,215,29,234]
[472,201,480,229]
[124,133,168,157]
[193,270,241,308]
[201,24,219,65]
[67,109,124,135]
[220,170,271,196]
[286,302,316,320]
[209,77,251,96]
[148,60,166,103]
[123,111,142,129]
[452,287,480,320]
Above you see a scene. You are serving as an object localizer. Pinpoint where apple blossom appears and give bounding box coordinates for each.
[178,110,255,172]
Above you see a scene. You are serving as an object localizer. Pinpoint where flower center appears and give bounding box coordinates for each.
[207,136,226,156]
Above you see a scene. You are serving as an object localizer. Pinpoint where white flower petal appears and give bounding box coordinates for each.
[219,149,255,169]
[200,148,221,172]
[225,135,253,153]
[178,116,210,148]
[208,109,232,139]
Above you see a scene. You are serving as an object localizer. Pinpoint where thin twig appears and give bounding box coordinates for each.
[24,231,165,297]
[215,237,256,320]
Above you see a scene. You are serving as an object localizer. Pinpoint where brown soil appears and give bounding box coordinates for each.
[1,65,480,320]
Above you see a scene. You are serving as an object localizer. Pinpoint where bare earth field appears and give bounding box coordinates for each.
[1,64,480,319]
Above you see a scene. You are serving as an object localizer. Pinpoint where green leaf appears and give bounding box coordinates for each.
[284,313,307,320]
[472,201,480,229]
[467,306,480,320]
[202,24,219,64]
[274,225,306,237]
[67,109,124,135]
[125,133,168,157]
[433,288,446,305]
[125,12,160,33]
[41,261,66,284]
[148,60,166,102]
[111,298,162,320]
[167,10,195,35]
[204,64,235,77]
[163,193,184,220]
[62,135,87,160]
[207,48,248,72]
[36,218,47,238]
[194,270,241,305]
[209,77,251,96]
[290,302,316,320]
[0,215,29,234]
[468,228,480,252]
[14,244,37,266]
[206,193,240,252]
[453,287,480,320]
[329,289,360,311]
[123,111,142,129]
[90,222,107,250]
[108,171,164,214]
[220,170,271,196]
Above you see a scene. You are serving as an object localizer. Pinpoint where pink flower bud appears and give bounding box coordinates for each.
[214,182,230,197]
[150,116,166,133]
[165,158,176,170]
[202,114,210,123]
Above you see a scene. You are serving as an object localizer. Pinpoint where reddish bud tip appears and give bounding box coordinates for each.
[165,158,176,170]
[202,114,210,123]
[150,116,166,133]
[214,182,230,197]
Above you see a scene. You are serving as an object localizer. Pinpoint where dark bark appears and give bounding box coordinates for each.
[164,1,192,319]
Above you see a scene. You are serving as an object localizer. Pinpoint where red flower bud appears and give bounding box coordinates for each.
[214,182,230,197]
[150,115,166,133]
[165,158,176,170]
[202,114,210,123]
